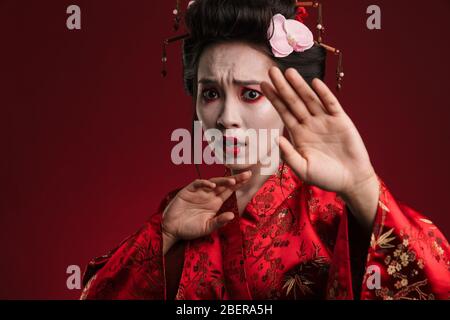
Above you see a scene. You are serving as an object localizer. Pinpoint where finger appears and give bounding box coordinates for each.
[192,179,216,190]
[261,81,299,129]
[277,136,307,181]
[206,211,234,233]
[208,177,238,197]
[209,178,236,193]
[231,170,252,183]
[215,176,251,201]
[209,176,236,186]
[311,78,344,115]
[210,170,251,187]
[215,170,251,191]
[216,188,235,202]
[284,68,326,116]
[268,67,312,121]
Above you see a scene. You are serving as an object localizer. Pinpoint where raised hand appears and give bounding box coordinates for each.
[261,67,380,229]
[261,67,377,196]
[162,171,251,254]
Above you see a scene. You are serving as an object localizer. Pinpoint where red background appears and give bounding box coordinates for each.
[1,0,449,299]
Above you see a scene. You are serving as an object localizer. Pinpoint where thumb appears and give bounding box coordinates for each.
[205,211,234,233]
[277,136,308,180]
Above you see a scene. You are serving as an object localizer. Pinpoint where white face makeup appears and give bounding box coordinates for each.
[196,41,284,172]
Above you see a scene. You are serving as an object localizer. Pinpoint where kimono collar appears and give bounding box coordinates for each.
[224,161,302,219]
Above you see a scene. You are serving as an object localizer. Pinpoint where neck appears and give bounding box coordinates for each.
[231,160,281,212]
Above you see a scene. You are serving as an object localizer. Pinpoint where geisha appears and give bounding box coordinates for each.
[80,0,450,300]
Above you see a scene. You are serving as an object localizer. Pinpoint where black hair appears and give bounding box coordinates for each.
[182,0,327,97]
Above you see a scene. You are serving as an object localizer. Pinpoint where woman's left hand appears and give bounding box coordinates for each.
[261,67,378,200]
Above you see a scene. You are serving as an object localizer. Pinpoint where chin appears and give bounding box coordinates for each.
[223,162,256,172]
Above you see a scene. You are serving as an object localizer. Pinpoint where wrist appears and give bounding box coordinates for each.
[339,168,378,201]
[339,172,380,230]
[162,226,178,256]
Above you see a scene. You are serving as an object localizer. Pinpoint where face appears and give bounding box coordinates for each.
[196,41,284,171]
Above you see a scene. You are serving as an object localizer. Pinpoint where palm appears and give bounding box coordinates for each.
[169,187,228,239]
[162,172,251,240]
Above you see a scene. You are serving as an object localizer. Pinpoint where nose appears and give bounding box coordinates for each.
[216,97,242,130]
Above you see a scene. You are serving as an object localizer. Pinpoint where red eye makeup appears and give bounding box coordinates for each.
[241,87,263,103]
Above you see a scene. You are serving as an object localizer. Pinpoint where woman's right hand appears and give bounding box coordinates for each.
[161,171,252,254]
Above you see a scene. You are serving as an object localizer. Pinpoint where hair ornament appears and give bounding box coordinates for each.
[162,1,344,90]
[268,13,314,57]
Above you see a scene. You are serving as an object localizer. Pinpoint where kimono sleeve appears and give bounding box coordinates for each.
[327,177,450,300]
[80,189,180,300]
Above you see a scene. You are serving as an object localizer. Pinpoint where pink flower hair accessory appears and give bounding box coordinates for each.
[267,13,314,58]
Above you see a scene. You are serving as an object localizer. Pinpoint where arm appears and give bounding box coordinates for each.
[338,173,380,234]
[80,215,166,299]
[261,67,383,237]
[261,67,449,299]
[81,171,252,300]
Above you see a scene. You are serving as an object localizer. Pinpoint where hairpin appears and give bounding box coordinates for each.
[295,1,344,90]
[161,33,190,77]
[173,0,181,31]
[317,42,344,90]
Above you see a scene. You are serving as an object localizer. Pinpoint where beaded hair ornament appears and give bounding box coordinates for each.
[162,0,344,90]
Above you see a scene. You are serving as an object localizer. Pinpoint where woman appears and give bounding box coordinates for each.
[81,0,450,300]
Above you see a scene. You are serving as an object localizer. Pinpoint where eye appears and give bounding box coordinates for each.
[202,89,220,102]
[241,88,263,102]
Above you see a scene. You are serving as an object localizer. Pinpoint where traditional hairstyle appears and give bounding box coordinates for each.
[163,0,344,94]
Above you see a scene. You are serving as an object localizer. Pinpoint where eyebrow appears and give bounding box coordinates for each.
[198,78,262,86]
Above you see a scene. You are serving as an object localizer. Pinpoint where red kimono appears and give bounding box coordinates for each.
[80,163,450,300]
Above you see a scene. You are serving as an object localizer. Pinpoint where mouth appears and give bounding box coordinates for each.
[223,136,246,156]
